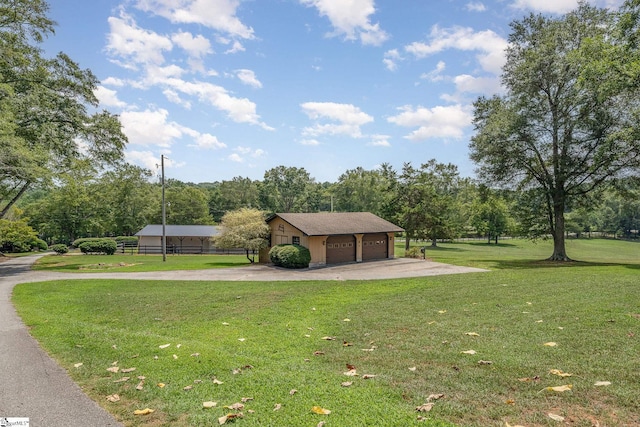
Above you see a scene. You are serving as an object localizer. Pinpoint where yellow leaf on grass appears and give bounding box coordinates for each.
[594,381,612,386]
[159,344,170,349]
[157,383,165,388]
[218,413,243,425]
[121,367,136,373]
[312,406,331,415]
[224,403,245,410]
[549,369,572,377]
[416,403,434,412]
[341,381,352,387]
[321,336,336,341]
[290,389,297,395]
[548,413,565,421]
[461,350,477,355]
[106,394,120,403]
[273,403,282,411]
[136,380,144,390]
[213,378,224,385]
[106,367,119,373]
[74,363,83,368]
[543,384,573,392]
[343,318,351,322]
[134,408,154,415]
[438,310,447,314]
[544,342,557,347]
[465,332,480,337]
[203,401,217,408]
[343,369,359,376]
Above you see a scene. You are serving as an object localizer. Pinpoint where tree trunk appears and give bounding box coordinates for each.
[495,235,498,245]
[0,181,31,219]
[548,203,571,261]
[405,235,410,251]
[431,236,437,247]
[488,235,491,244]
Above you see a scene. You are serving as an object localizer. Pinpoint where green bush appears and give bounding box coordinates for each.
[78,239,117,255]
[0,219,39,253]
[50,244,69,255]
[269,244,311,269]
[115,236,138,246]
[405,246,424,259]
[32,238,48,251]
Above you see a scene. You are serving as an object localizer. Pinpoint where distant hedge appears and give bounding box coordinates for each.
[50,244,69,255]
[269,244,311,269]
[78,239,117,255]
[115,236,138,245]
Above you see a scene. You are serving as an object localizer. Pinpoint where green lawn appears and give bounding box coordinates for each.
[12,239,640,426]
[32,253,251,272]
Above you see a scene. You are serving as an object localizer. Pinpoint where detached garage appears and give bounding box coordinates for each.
[266,212,404,266]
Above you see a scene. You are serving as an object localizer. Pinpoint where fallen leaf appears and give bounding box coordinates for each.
[362,374,377,379]
[317,422,326,427]
[461,350,477,355]
[213,378,224,385]
[536,320,544,323]
[176,344,182,348]
[594,381,612,386]
[106,394,120,402]
[505,423,526,427]
[548,413,565,421]
[222,322,229,326]
[241,397,254,403]
[225,403,245,410]
[343,369,359,376]
[321,336,335,341]
[290,389,297,396]
[416,403,434,412]
[544,342,558,347]
[518,376,540,382]
[134,408,154,415]
[218,413,243,425]
[428,321,436,325]
[194,379,202,384]
[159,344,170,349]
[183,385,193,391]
[106,367,119,373]
[478,360,493,365]
[426,394,444,402]
[238,338,245,342]
[305,334,311,338]
[113,377,130,383]
[136,380,144,390]
[74,363,83,368]
[408,367,417,371]
[361,347,375,352]
[157,383,165,388]
[465,332,480,337]
[438,310,447,314]
[173,354,178,359]
[341,381,353,387]
[343,341,352,347]
[343,318,351,322]
[311,406,331,415]
[549,369,572,377]
[313,351,325,356]
[273,403,282,411]
[121,367,136,373]
[203,401,217,409]
[191,353,200,357]
[346,363,356,370]
[542,384,573,392]
[137,376,146,380]
[130,354,139,358]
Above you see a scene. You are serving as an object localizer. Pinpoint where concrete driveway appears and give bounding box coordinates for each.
[0,255,485,426]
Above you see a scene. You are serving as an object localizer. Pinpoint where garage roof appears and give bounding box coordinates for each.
[135,225,219,237]
[269,212,404,236]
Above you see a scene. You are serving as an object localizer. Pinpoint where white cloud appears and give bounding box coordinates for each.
[300,139,321,146]
[235,69,262,88]
[134,0,254,39]
[120,109,185,147]
[106,13,173,67]
[228,146,265,163]
[368,134,391,147]
[94,86,128,108]
[420,61,447,82]
[189,133,227,150]
[466,2,487,12]
[452,74,503,95]
[405,25,508,75]
[383,49,402,71]
[387,104,473,141]
[301,102,374,138]
[300,0,389,46]
[171,31,213,57]
[125,150,162,170]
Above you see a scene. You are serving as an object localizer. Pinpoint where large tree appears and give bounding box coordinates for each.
[470,4,640,261]
[0,0,127,218]
[214,208,270,263]
[259,166,316,213]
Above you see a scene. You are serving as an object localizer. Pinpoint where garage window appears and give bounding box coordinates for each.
[292,236,300,245]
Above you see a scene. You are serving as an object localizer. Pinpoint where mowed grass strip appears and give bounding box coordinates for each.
[12,240,640,426]
[32,254,251,272]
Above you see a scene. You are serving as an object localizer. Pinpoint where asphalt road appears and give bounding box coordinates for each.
[0,255,485,426]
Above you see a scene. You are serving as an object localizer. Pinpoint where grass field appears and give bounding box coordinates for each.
[32,253,251,272]
[12,239,640,426]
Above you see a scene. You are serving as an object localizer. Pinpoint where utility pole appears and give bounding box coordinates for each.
[161,154,166,262]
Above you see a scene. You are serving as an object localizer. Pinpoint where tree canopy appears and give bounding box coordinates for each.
[0,0,127,218]
[470,3,640,260]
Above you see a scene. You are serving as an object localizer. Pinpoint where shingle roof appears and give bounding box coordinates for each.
[135,225,220,237]
[269,212,404,236]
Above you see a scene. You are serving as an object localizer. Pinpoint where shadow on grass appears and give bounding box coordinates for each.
[487,259,640,270]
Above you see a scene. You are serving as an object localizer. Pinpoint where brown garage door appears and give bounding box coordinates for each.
[362,233,388,261]
[326,235,356,264]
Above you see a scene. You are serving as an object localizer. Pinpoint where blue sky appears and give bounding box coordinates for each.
[42,0,622,183]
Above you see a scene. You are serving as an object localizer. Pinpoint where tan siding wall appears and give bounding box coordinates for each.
[308,236,327,265]
[268,218,328,265]
[138,236,160,247]
[387,232,396,258]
